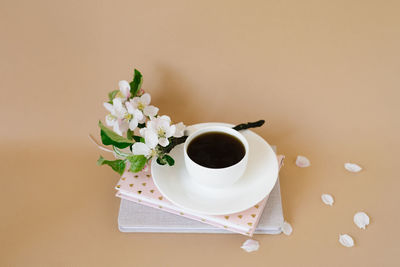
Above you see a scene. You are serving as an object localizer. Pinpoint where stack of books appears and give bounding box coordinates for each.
[115,149,284,236]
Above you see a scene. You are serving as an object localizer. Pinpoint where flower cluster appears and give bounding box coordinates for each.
[97,69,186,174]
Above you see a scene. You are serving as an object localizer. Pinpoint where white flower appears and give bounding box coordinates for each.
[143,115,176,147]
[103,98,130,135]
[241,239,259,253]
[132,142,157,158]
[173,122,186,137]
[129,93,159,118]
[104,98,127,118]
[114,80,131,100]
[125,102,144,130]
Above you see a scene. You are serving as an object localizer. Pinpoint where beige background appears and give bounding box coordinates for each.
[1,0,399,266]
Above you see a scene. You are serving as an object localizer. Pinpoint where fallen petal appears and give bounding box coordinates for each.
[241,239,259,253]
[339,234,354,247]
[344,163,362,173]
[354,212,370,229]
[281,221,293,235]
[321,194,334,206]
[296,155,310,168]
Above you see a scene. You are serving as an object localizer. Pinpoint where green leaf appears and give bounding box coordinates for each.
[127,130,142,142]
[156,157,167,165]
[132,135,142,142]
[129,69,143,97]
[163,155,175,166]
[126,129,134,140]
[98,121,134,149]
[108,90,119,101]
[156,155,174,166]
[127,155,147,172]
[97,156,126,175]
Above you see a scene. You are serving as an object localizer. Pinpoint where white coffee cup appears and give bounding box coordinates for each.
[183,126,249,188]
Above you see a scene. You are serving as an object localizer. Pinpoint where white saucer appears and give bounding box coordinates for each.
[151,122,279,215]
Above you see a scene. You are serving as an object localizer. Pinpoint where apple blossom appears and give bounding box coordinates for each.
[125,102,144,130]
[129,93,159,118]
[103,98,130,136]
[144,115,176,147]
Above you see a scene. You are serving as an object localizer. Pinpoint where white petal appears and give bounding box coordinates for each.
[296,155,310,168]
[105,114,116,126]
[129,119,138,130]
[138,115,146,123]
[159,115,171,123]
[321,194,334,206]
[113,98,126,117]
[132,142,150,157]
[118,80,131,98]
[144,130,159,149]
[125,101,135,114]
[103,102,114,113]
[354,212,370,229]
[281,221,293,235]
[165,125,176,138]
[114,106,128,119]
[173,122,186,137]
[146,120,156,132]
[143,105,159,117]
[156,116,171,130]
[132,97,140,107]
[139,128,146,137]
[339,234,354,247]
[113,97,123,108]
[140,93,151,105]
[345,163,362,173]
[158,137,169,147]
[113,121,123,136]
[118,120,129,134]
[134,109,144,121]
[240,239,259,253]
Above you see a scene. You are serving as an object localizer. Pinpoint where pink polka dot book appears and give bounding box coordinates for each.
[115,150,284,236]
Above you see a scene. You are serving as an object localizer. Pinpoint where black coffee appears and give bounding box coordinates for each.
[187,132,245,168]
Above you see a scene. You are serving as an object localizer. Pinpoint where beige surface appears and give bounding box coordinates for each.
[1,0,399,266]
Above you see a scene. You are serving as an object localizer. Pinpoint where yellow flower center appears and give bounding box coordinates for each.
[124,113,132,120]
[157,128,166,138]
[137,101,145,110]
